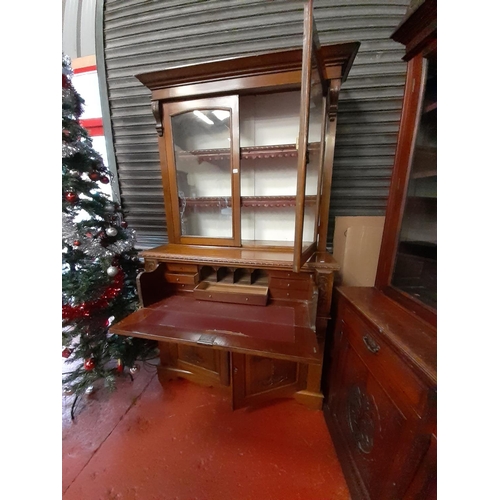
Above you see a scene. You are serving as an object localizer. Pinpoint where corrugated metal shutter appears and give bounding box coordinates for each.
[62,0,97,59]
[98,0,410,250]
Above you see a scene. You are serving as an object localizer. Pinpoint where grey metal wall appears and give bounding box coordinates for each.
[98,0,410,250]
[62,0,97,59]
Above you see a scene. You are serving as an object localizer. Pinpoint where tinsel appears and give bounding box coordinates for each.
[62,54,73,76]
[62,269,125,320]
[62,142,80,158]
[62,213,137,258]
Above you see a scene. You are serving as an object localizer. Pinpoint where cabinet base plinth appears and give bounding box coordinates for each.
[294,390,324,410]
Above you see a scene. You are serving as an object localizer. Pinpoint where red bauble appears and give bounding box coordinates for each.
[116,359,124,373]
[121,221,128,228]
[65,191,78,203]
[62,347,72,359]
[100,176,110,184]
[84,358,95,371]
[89,171,100,181]
[73,240,81,247]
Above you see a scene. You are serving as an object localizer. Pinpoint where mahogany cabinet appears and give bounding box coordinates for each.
[323,1,437,498]
[325,288,436,499]
[110,1,360,410]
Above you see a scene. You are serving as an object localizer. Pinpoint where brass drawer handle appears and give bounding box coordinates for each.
[363,335,380,354]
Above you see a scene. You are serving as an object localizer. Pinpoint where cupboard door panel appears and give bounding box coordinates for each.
[333,336,410,499]
[231,352,304,410]
[175,344,230,386]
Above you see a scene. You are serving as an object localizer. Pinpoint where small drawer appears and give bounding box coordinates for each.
[342,305,427,417]
[269,288,312,301]
[165,272,199,285]
[269,277,312,291]
[267,270,311,280]
[166,263,198,273]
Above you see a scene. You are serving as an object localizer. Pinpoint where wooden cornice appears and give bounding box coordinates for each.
[391,0,436,61]
[135,42,360,92]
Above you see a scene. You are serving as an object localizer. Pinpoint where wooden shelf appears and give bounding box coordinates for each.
[175,143,320,162]
[412,145,437,178]
[423,101,437,114]
[179,195,317,208]
[398,240,436,260]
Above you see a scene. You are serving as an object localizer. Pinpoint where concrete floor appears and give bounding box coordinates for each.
[62,361,350,500]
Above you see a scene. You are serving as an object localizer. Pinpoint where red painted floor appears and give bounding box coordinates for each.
[62,361,350,500]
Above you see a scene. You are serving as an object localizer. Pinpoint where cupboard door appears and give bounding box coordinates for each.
[231,352,305,410]
[163,95,241,246]
[332,329,413,499]
[159,343,230,387]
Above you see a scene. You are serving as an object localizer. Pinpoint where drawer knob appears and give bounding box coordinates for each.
[363,335,380,354]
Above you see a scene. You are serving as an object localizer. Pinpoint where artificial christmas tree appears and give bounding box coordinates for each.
[62,54,156,416]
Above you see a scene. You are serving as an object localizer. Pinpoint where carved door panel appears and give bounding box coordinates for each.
[333,334,411,499]
[231,352,304,410]
[164,343,230,387]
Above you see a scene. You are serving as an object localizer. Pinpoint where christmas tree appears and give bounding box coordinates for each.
[62,54,156,416]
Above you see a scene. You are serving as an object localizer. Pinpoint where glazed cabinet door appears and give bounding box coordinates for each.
[293,0,328,271]
[331,322,418,499]
[162,95,241,246]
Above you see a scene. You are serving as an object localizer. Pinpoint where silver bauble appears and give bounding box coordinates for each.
[106,266,119,277]
[105,227,118,237]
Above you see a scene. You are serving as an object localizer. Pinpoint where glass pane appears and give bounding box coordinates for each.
[392,58,437,308]
[171,109,233,238]
[239,92,300,244]
[302,57,324,251]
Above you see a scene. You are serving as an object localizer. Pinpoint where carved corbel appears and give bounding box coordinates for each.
[151,100,163,136]
[328,80,341,122]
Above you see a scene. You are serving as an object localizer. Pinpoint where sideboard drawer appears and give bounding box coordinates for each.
[342,304,427,417]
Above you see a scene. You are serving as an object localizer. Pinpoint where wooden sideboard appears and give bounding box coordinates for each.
[322,1,437,497]
[324,287,436,499]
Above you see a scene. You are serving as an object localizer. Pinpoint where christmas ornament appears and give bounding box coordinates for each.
[116,359,124,373]
[62,347,72,358]
[105,227,118,237]
[84,358,95,371]
[121,221,128,228]
[130,364,140,375]
[89,171,100,181]
[100,176,110,184]
[65,191,78,203]
[73,240,81,247]
[63,386,74,396]
[107,265,119,277]
[85,385,95,395]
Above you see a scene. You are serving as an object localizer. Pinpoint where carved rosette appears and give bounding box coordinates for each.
[144,259,159,273]
[347,384,379,454]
